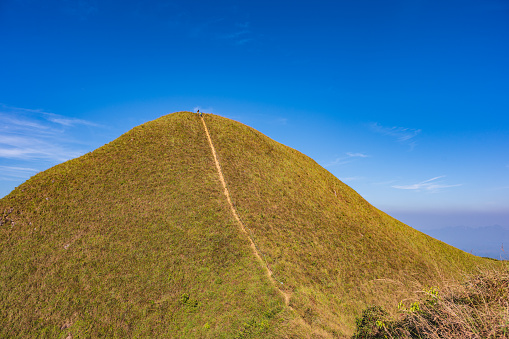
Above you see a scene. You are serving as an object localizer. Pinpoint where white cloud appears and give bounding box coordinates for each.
[0,166,38,172]
[0,104,98,130]
[326,152,370,167]
[370,122,421,146]
[346,152,369,158]
[392,176,462,192]
[339,176,363,182]
[0,114,50,131]
[0,166,38,180]
[0,104,102,196]
[373,179,398,186]
[214,20,254,45]
[0,143,81,161]
[271,117,288,126]
[43,113,100,127]
[0,104,98,162]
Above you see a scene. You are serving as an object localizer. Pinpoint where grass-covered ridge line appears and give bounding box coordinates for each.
[0,112,503,338]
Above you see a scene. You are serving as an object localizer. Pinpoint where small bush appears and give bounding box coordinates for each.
[352,306,389,339]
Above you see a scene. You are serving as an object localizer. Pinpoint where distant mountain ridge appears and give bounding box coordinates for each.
[426,225,509,260]
[0,112,502,338]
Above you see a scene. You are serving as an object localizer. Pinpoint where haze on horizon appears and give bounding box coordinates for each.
[1,0,508,254]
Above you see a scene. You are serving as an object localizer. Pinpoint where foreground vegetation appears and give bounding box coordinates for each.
[0,112,504,338]
[353,267,509,338]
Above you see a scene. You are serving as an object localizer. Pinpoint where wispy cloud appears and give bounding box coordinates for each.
[218,28,252,45]
[346,152,369,158]
[1,115,49,131]
[370,122,421,149]
[269,117,288,126]
[0,104,99,162]
[339,176,363,182]
[0,166,39,181]
[44,113,100,127]
[0,104,102,196]
[326,152,370,167]
[392,176,462,192]
[0,104,99,130]
[213,20,255,45]
[0,166,38,172]
[373,179,398,186]
[0,135,82,161]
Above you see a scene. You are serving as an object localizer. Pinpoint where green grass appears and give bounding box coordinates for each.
[0,112,504,338]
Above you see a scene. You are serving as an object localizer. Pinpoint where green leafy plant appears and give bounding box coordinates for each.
[352,306,389,339]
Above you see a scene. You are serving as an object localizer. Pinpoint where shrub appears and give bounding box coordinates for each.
[352,306,389,339]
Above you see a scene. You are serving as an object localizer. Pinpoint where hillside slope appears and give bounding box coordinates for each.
[0,112,500,338]
[205,114,500,335]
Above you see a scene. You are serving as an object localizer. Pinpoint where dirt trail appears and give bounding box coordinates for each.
[200,115,291,306]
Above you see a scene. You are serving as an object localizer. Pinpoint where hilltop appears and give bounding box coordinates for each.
[0,112,502,338]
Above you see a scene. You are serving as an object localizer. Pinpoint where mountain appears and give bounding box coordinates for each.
[425,225,509,260]
[0,112,501,338]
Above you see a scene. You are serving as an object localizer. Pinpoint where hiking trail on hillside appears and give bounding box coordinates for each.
[200,114,291,306]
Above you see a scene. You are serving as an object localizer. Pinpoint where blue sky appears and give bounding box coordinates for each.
[1,0,508,236]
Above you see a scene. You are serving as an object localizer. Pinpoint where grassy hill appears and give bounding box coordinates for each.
[0,112,503,338]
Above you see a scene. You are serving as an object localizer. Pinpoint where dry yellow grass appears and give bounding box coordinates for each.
[352,266,509,338]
